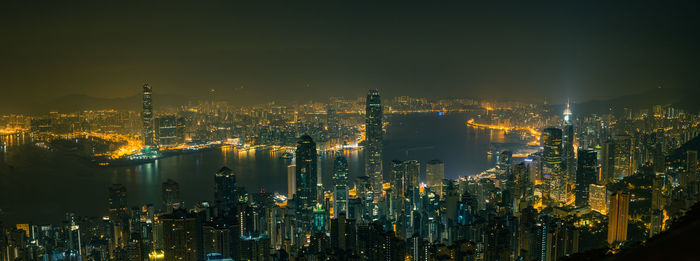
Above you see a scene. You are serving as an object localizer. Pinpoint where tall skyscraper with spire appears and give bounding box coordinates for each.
[142,83,154,146]
[562,101,575,203]
[365,89,383,199]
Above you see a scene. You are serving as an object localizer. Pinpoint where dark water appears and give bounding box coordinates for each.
[0,112,510,224]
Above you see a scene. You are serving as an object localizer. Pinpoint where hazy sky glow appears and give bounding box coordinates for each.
[1,1,699,112]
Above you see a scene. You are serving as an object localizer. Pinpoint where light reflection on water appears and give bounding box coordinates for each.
[0,112,519,224]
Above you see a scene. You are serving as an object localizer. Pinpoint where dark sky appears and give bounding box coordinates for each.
[1,1,699,111]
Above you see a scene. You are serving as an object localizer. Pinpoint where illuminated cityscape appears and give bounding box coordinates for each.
[2,2,700,261]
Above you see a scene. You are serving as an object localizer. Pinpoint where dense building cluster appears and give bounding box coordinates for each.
[2,88,700,261]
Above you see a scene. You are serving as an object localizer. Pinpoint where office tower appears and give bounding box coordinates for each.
[202,219,236,259]
[108,184,128,223]
[295,135,318,209]
[514,162,532,210]
[214,167,237,217]
[326,107,340,145]
[162,179,180,213]
[330,213,349,251]
[155,115,178,147]
[542,127,565,204]
[160,209,203,261]
[239,234,270,261]
[142,83,154,146]
[355,176,374,222]
[365,89,383,198]
[601,141,616,184]
[108,184,129,252]
[607,191,630,244]
[612,135,632,179]
[176,117,186,144]
[426,160,445,198]
[406,160,421,189]
[333,155,350,217]
[588,184,607,214]
[562,102,575,183]
[497,150,513,175]
[575,149,597,207]
[317,157,323,202]
[312,204,325,233]
[391,160,407,198]
[287,164,296,200]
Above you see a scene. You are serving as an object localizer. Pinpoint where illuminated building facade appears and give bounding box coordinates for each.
[612,135,632,179]
[159,209,203,261]
[155,115,177,147]
[365,89,383,199]
[588,184,607,215]
[542,127,565,204]
[108,184,129,253]
[333,155,349,217]
[575,149,597,207]
[142,83,154,147]
[162,179,180,213]
[287,164,296,200]
[426,160,445,198]
[607,191,630,244]
[562,102,575,184]
[295,135,318,210]
[214,167,237,217]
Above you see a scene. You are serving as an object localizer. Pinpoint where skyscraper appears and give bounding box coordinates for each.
[588,184,607,215]
[607,191,630,244]
[108,184,128,252]
[612,135,632,179]
[162,179,181,213]
[214,167,237,217]
[542,127,564,204]
[326,107,340,145]
[365,89,383,198]
[155,115,177,147]
[562,102,575,185]
[391,160,407,196]
[333,155,350,217]
[160,209,203,261]
[295,135,318,209]
[287,164,296,200]
[575,149,597,207]
[426,160,445,198]
[142,83,154,147]
[405,160,420,190]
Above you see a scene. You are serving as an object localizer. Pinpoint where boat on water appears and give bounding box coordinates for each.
[280,152,293,159]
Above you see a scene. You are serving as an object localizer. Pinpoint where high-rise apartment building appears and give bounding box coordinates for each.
[607,191,630,244]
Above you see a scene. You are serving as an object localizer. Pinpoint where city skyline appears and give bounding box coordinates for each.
[2,2,700,261]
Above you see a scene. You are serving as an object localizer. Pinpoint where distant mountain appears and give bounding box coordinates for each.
[27,93,195,114]
[8,86,700,115]
[568,87,700,116]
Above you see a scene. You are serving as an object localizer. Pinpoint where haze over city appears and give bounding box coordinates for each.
[2,1,700,113]
[1,1,700,261]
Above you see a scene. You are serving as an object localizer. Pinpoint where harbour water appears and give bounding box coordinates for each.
[0,112,522,224]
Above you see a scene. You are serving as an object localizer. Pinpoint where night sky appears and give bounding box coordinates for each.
[1,1,699,111]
